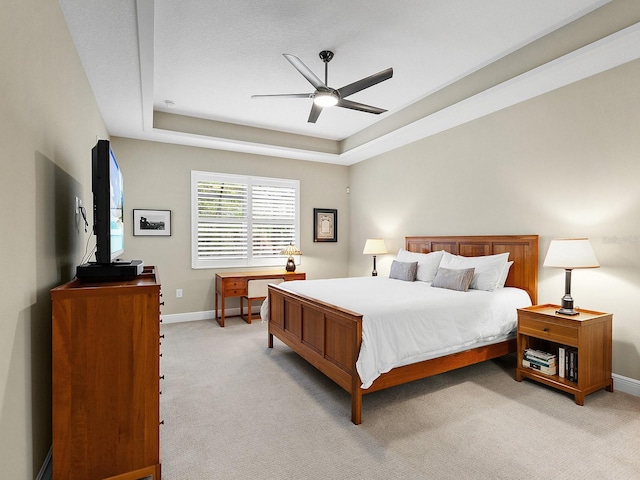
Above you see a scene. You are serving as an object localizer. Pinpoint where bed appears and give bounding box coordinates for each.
[266,235,538,424]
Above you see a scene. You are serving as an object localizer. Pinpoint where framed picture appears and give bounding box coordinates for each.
[313,208,337,242]
[133,209,171,236]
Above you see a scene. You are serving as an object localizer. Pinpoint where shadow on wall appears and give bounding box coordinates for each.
[30,152,83,475]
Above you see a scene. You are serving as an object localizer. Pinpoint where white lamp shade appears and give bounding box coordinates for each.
[543,238,599,269]
[280,244,302,256]
[363,238,387,255]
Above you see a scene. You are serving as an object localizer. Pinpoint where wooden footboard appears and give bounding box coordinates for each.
[267,284,365,423]
[268,234,537,424]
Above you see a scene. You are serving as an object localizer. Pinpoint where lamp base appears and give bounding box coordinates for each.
[285,257,296,272]
[556,307,579,316]
[556,291,579,315]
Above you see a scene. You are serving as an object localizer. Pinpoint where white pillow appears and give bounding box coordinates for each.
[497,261,514,288]
[396,249,444,282]
[440,251,509,291]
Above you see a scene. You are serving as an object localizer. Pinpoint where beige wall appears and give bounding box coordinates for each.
[348,59,640,381]
[110,138,350,316]
[0,0,109,477]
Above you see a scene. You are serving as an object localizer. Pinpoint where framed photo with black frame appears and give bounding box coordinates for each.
[313,208,337,242]
[133,209,172,236]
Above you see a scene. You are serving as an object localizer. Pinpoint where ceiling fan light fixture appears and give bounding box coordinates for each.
[253,51,392,123]
[313,91,338,107]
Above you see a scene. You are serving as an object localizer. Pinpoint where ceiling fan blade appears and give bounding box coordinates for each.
[251,93,312,99]
[337,99,387,115]
[337,67,393,99]
[283,54,325,89]
[308,103,323,123]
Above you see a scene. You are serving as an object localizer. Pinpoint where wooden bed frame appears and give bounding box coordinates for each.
[267,235,538,424]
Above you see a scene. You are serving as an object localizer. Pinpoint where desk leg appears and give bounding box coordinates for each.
[215,292,225,327]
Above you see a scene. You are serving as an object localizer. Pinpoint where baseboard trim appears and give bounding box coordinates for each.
[36,446,52,480]
[161,307,261,324]
[613,373,640,397]
[161,309,216,324]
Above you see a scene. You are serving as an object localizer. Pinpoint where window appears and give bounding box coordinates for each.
[191,171,300,269]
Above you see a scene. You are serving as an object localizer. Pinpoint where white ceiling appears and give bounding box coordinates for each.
[58,0,640,164]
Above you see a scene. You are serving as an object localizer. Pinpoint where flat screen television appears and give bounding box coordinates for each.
[76,140,142,281]
[92,139,124,264]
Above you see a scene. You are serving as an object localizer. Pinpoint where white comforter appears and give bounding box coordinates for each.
[270,276,532,389]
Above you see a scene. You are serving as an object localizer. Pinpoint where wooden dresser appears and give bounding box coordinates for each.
[51,266,162,480]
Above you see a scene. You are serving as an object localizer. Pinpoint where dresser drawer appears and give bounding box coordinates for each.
[518,315,578,345]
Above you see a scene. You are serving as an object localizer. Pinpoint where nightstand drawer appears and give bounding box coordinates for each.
[518,316,578,345]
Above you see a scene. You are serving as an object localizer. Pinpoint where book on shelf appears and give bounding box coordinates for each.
[522,358,557,375]
[524,348,556,363]
[523,349,556,370]
[558,347,565,378]
[567,348,578,382]
[523,354,556,369]
[556,347,578,381]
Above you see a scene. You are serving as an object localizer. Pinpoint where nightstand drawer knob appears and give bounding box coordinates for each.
[543,327,549,332]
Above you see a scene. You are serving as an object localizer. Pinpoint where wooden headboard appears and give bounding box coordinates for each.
[406,235,538,304]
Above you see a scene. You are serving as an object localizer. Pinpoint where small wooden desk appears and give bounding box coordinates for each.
[215,270,305,326]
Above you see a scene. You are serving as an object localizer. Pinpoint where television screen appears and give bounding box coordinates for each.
[109,148,124,260]
[92,140,124,264]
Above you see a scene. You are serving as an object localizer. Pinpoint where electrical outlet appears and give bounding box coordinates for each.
[75,196,83,214]
[176,289,183,298]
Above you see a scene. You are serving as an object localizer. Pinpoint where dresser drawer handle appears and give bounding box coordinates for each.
[543,327,549,332]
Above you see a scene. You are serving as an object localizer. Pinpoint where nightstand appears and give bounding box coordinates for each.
[515,304,613,405]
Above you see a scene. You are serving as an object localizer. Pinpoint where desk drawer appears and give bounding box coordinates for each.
[519,316,578,345]
[224,287,246,297]
[223,280,247,295]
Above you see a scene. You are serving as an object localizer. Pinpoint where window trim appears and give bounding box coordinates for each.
[191,170,300,269]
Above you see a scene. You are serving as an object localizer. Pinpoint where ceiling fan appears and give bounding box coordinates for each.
[251,50,393,123]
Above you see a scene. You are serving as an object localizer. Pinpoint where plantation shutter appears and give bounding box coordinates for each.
[191,171,299,268]
[252,183,297,258]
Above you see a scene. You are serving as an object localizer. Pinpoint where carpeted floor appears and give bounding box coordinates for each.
[159,317,640,479]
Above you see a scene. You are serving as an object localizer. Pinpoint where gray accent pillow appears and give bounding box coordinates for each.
[396,249,444,282]
[431,267,475,291]
[389,260,418,282]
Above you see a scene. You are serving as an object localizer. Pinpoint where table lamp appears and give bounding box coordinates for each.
[543,238,599,315]
[280,243,302,272]
[363,238,387,276]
